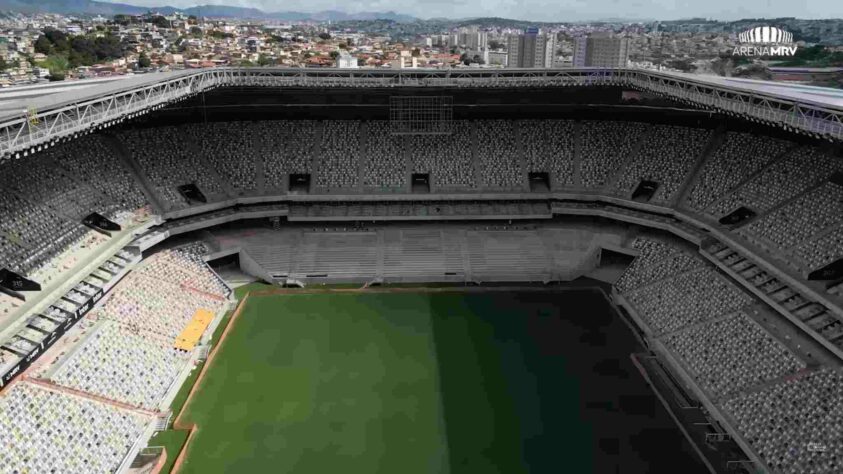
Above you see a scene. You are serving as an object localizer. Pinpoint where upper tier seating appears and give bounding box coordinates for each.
[477,120,523,189]
[613,125,709,205]
[316,121,361,190]
[708,146,843,218]
[686,132,789,212]
[522,120,576,188]
[263,120,316,190]
[186,122,258,194]
[580,121,648,190]
[741,182,843,253]
[409,121,476,190]
[118,127,225,209]
[362,121,406,189]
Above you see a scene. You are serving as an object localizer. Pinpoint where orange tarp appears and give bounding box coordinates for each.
[174,309,214,351]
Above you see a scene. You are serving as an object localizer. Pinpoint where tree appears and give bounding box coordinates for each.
[93,34,123,60]
[338,43,347,49]
[208,31,234,40]
[138,52,151,68]
[190,26,202,38]
[48,71,65,81]
[329,51,339,60]
[257,53,272,66]
[39,54,69,75]
[43,28,68,47]
[318,32,331,40]
[411,48,421,57]
[113,14,133,26]
[667,58,695,73]
[0,57,6,71]
[151,16,170,29]
[34,35,52,55]
[488,39,503,50]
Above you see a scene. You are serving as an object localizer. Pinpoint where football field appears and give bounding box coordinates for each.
[174,289,706,473]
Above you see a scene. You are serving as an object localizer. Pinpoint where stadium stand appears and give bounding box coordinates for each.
[741,182,843,252]
[362,121,406,189]
[613,125,709,204]
[521,119,576,188]
[1,112,843,473]
[622,250,753,335]
[477,120,523,190]
[707,146,843,218]
[794,226,843,272]
[409,120,476,190]
[263,120,317,190]
[316,121,361,190]
[614,237,705,293]
[685,132,790,212]
[50,320,190,409]
[662,311,805,397]
[118,127,225,209]
[188,122,259,194]
[0,382,151,474]
[579,121,648,190]
[724,367,843,474]
[48,135,150,216]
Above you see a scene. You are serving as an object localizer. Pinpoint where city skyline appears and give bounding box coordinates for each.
[91,0,843,22]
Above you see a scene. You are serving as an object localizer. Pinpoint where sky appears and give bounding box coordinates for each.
[99,0,843,21]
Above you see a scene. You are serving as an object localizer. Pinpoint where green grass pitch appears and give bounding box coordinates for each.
[177,293,450,474]
[173,289,696,473]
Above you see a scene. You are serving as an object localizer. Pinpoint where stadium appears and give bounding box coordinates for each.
[0,67,842,473]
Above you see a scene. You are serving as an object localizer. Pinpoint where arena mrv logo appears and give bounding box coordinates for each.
[733,26,798,56]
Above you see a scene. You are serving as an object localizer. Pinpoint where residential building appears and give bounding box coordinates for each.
[336,50,358,68]
[506,27,556,68]
[573,33,630,67]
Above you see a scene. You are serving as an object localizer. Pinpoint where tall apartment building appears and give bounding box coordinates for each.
[391,50,419,69]
[335,50,358,68]
[454,27,488,51]
[506,27,557,68]
[573,33,630,67]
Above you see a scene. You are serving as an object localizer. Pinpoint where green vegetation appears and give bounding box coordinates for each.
[774,45,843,67]
[167,361,205,427]
[33,27,123,75]
[232,281,274,299]
[148,430,190,474]
[207,30,235,40]
[166,289,700,473]
[137,52,151,68]
[176,293,448,474]
[150,16,171,29]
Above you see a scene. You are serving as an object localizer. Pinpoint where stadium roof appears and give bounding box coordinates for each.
[1,67,841,160]
[669,73,843,110]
